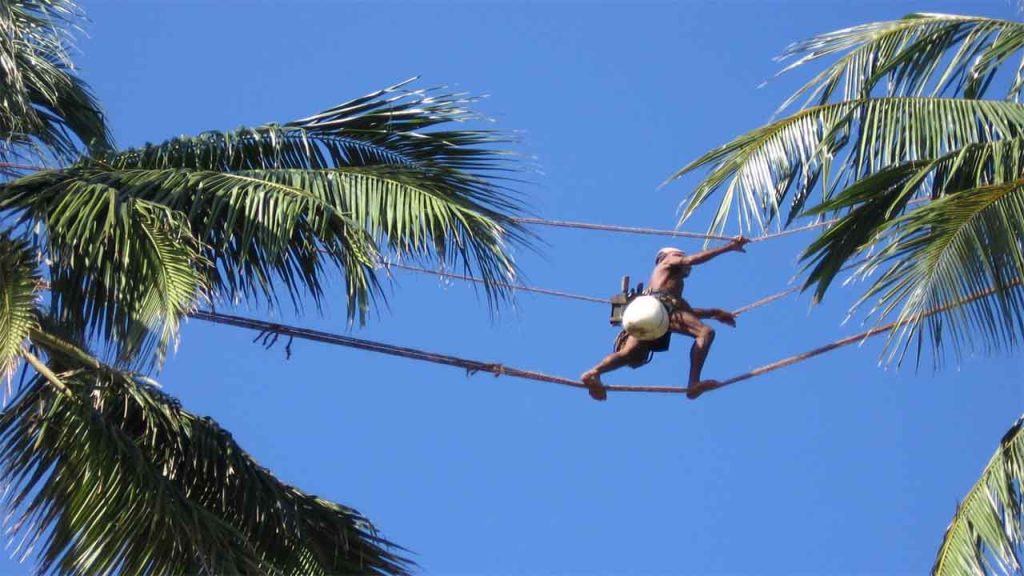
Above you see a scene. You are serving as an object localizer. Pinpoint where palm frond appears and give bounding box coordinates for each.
[0,0,111,166]
[1,81,527,332]
[111,79,516,181]
[670,101,855,234]
[103,80,529,305]
[105,79,526,231]
[845,181,1024,365]
[1,342,411,575]
[0,235,38,379]
[672,97,1024,235]
[2,165,380,327]
[800,161,926,300]
[0,177,207,368]
[933,415,1024,576]
[776,13,1024,110]
[802,135,1024,299]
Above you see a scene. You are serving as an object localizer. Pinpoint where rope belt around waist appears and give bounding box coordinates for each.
[645,289,686,314]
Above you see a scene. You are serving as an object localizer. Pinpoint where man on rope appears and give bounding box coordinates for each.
[581,236,749,401]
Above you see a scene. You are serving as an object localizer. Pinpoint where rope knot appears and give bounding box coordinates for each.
[465,363,506,378]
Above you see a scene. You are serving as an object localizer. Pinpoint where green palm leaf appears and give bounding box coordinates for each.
[0,0,111,167]
[0,235,38,378]
[2,340,411,575]
[803,136,1024,294]
[0,178,208,368]
[670,100,855,234]
[3,165,383,345]
[102,79,528,305]
[775,14,1024,110]
[933,415,1024,575]
[673,97,1024,235]
[0,81,528,363]
[111,79,517,181]
[800,161,927,301]
[853,180,1024,365]
[798,135,1024,363]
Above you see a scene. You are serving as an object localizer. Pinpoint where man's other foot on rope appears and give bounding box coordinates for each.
[686,379,721,400]
[581,370,607,401]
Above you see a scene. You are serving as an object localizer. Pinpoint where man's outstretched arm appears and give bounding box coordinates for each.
[682,236,749,266]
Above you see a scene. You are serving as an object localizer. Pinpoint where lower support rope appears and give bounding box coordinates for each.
[191,277,1019,397]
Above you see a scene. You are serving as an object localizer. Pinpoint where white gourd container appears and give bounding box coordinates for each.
[622,295,669,341]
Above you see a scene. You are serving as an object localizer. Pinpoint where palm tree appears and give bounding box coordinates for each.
[0,1,528,574]
[671,12,1024,576]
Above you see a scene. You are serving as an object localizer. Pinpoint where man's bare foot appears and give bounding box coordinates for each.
[686,379,721,400]
[581,370,607,401]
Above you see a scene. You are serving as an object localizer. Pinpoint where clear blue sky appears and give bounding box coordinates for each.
[6,1,1024,574]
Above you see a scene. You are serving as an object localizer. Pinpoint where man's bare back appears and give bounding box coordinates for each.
[580,236,748,401]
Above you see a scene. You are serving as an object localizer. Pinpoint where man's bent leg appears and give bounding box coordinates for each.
[581,334,648,401]
[670,309,719,400]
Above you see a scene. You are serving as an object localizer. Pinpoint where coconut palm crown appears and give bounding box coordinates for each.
[0,1,530,574]
[672,13,1024,576]
[672,13,1024,367]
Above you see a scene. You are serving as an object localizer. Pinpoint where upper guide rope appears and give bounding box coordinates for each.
[508,197,932,243]
[510,216,836,243]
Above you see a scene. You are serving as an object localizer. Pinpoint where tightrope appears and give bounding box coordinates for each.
[190,277,1020,397]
